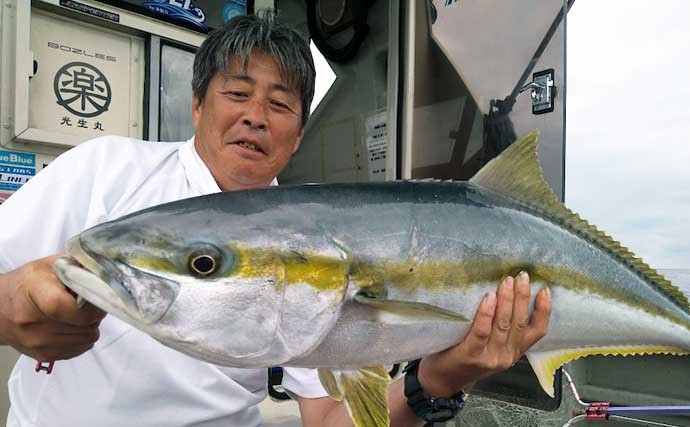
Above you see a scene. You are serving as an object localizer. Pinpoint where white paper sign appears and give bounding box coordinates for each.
[29,11,136,138]
[365,111,388,181]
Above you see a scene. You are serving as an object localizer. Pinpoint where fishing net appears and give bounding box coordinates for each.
[445,373,582,427]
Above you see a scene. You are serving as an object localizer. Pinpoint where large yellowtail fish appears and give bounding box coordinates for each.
[55,131,690,427]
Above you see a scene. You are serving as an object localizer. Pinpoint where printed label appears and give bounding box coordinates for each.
[0,150,36,191]
[365,111,388,181]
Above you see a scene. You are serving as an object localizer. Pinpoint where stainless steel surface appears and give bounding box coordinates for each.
[159,43,195,142]
[279,0,398,184]
[147,35,161,142]
[405,0,567,202]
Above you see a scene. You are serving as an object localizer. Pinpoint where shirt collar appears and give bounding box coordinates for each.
[179,137,221,196]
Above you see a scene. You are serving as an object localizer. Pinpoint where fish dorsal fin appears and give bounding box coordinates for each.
[470,130,560,211]
[470,130,690,310]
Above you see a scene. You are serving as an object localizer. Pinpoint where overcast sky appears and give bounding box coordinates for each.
[565,1,690,269]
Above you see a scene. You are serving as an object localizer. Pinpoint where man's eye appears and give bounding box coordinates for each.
[228,91,248,98]
[271,100,290,109]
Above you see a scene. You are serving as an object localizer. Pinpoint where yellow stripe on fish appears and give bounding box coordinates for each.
[351,257,690,330]
[233,246,350,292]
[129,244,690,331]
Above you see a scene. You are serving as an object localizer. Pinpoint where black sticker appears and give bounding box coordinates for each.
[59,0,120,23]
[54,62,112,118]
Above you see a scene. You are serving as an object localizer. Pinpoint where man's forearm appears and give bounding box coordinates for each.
[388,377,425,427]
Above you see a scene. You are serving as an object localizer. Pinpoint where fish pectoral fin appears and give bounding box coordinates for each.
[318,367,391,427]
[317,368,344,401]
[526,345,690,398]
[354,293,469,322]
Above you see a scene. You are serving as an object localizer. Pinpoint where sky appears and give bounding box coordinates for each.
[565,1,690,268]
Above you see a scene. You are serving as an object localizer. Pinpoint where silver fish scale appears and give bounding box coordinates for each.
[274,181,690,366]
[300,183,683,319]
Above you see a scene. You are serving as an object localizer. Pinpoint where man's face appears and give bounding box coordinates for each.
[192,50,304,191]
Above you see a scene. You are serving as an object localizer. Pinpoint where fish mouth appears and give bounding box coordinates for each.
[66,236,115,288]
[64,236,180,325]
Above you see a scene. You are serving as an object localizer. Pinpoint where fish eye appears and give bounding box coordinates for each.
[191,254,217,276]
[187,245,223,277]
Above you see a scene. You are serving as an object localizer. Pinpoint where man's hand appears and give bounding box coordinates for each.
[418,272,552,397]
[0,255,106,362]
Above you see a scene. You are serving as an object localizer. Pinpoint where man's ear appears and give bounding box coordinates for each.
[292,128,304,154]
[191,94,202,128]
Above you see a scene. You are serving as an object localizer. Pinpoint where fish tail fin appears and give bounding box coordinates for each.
[318,367,391,427]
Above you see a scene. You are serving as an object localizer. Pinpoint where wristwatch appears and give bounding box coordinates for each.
[403,359,465,423]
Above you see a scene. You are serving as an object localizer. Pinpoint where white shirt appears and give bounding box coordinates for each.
[0,136,326,427]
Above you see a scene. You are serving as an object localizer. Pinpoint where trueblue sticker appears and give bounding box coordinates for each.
[0,150,35,168]
[0,150,36,191]
[143,0,208,31]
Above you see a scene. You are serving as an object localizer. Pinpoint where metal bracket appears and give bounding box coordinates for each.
[585,402,610,421]
[520,68,556,114]
[35,361,54,374]
[562,369,690,427]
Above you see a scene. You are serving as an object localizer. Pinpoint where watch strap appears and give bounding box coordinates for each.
[403,359,465,423]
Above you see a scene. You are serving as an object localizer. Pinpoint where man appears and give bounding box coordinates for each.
[0,13,551,426]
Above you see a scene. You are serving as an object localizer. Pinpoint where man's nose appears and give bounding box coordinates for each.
[242,100,267,130]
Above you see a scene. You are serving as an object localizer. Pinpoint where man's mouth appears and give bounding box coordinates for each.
[235,140,265,154]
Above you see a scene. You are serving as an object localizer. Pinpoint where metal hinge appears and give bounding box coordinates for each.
[520,68,556,115]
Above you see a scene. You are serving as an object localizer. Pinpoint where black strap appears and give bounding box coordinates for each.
[403,359,465,423]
